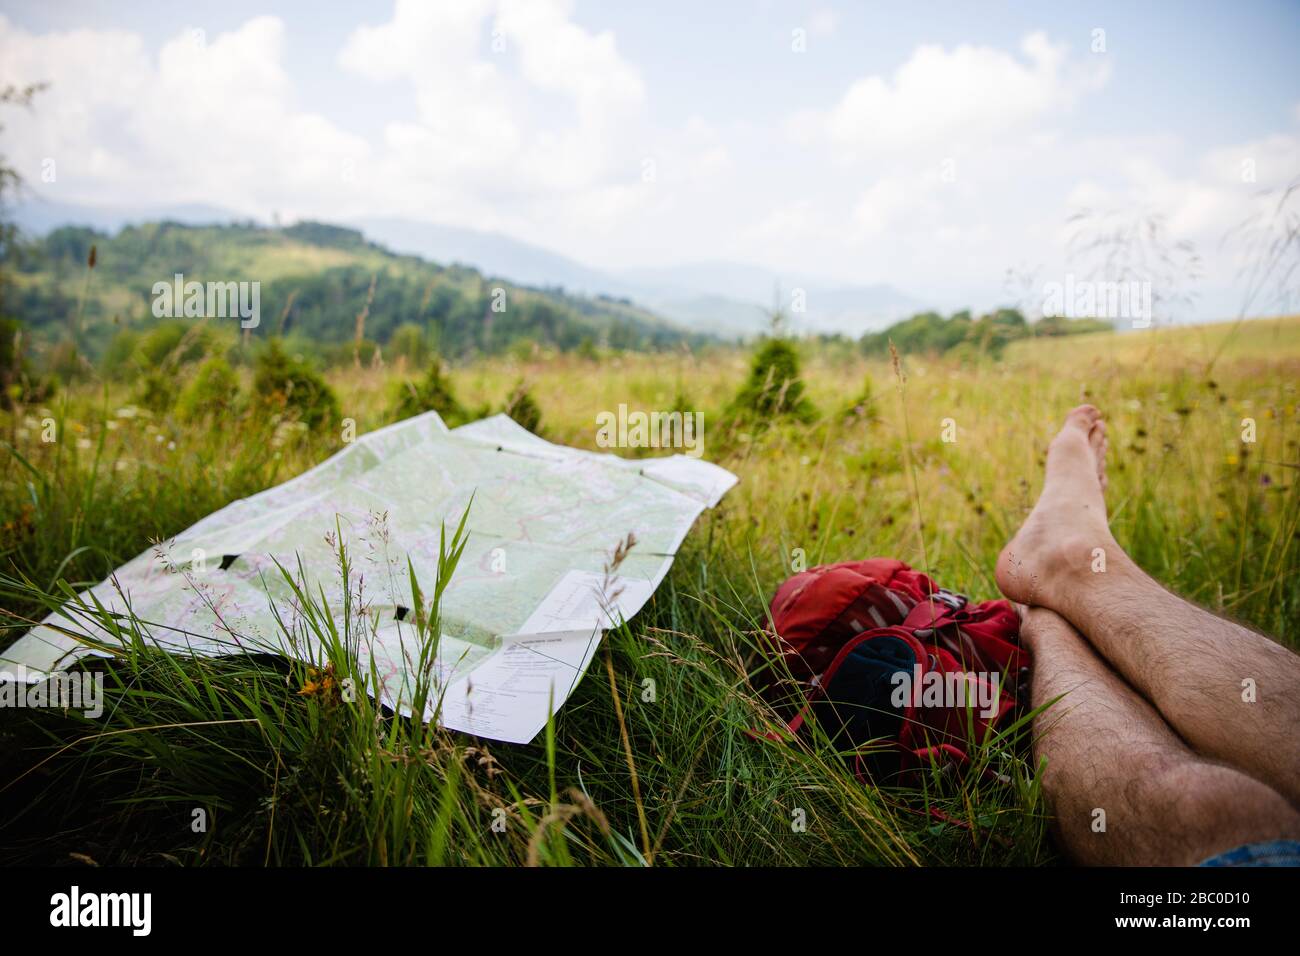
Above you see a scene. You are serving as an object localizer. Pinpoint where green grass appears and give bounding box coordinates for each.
[1,315,1297,865]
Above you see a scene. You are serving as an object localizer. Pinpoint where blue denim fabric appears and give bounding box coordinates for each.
[1200,839,1300,867]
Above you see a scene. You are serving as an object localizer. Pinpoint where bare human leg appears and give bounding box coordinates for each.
[1021,605,1300,865]
[997,405,1300,806]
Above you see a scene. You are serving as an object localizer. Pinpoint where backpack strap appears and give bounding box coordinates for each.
[901,589,967,632]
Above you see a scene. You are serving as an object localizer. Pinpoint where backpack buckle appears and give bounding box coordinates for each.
[933,588,967,611]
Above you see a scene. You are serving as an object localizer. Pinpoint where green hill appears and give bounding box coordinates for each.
[3,219,706,363]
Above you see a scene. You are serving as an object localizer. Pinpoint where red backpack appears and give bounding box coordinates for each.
[761,558,1029,778]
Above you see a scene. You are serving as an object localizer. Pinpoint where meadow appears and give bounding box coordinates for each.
[1,315,1297,866]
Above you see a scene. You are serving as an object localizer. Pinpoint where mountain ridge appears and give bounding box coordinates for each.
[4,216,704,361]
[12,199,928,337]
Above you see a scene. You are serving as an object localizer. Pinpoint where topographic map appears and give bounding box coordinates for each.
[0,412,737,742]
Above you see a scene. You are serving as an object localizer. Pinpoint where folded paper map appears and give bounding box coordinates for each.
[0,412,737,742]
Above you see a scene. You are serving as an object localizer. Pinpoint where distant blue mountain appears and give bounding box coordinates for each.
[12,199,928,336]
[353,216,616,294]
[356,218,926,336]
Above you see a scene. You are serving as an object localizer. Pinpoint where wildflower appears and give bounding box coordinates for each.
[299,663,340,702]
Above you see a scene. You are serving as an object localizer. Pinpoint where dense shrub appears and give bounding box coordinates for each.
[729,337,816,423]
[134,369,178,414]
[503,380,543,435]
[176,356,240,423]
[0,317,55,408]
[393,358,464,424]
[388,322,432,368]
[101,328,142,380]
[251,338,339,431]
[139,320,213,368]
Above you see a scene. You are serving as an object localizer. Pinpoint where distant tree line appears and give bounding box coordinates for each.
[857,307,1112,358]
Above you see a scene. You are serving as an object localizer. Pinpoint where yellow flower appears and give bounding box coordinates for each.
[298,663,340,701]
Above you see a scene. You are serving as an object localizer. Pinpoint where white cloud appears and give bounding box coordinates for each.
[746,199,818,243]
[852,177,915,236]
[0,3,751,268]
[338,0,645,201]
[0,15,368,217]
[0,2,651,223]
[497,0,643,119]
[793,32,1109,159]
[1067,130,1300,244]
[1201,133,1300,190]
[0,10,1292,318]
[808,9,838,38]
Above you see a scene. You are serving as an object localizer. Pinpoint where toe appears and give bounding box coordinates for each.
[1065,404,1101,435]
[1091,426,1110,490]
[1088,419,1107,453]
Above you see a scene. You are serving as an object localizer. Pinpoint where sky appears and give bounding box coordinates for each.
[1,0,1298,318]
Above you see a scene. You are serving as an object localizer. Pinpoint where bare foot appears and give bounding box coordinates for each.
[996,405,1115,610]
